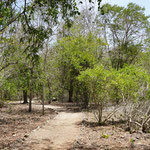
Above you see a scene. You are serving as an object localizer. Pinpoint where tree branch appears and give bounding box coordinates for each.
[0,62,18,72]
[0,11,24,32]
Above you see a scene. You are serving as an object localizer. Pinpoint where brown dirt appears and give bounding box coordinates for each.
[1,103,150,150]
[22,111,84,150]
[0,102,84,150]
[0,102,57,150]
[71,112,150,150]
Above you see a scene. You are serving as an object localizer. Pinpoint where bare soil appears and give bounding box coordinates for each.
[22,111,84,150]
[71,112,150,150]
[0,102,84,150]
[0,102,57,149]
[1,102,150,150]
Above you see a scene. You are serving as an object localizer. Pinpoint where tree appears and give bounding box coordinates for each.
[56,32,104,105]
[96,3,150,69]
[0,0,102,33]
[0,0,102,112]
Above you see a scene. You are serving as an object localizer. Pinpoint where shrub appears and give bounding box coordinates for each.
[78,64,150,129]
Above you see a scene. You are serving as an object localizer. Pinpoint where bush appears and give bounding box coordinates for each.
[78,65,111,124]
[78,64,150,129]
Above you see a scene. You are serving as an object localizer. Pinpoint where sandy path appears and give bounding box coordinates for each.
[23,105,84,150]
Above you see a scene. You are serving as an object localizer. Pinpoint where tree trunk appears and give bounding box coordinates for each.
[29,89,32,112]
[29,68,33,112]
[82,87,89,108]
[41,42,49,115]
[74,88,79,103]
[98,103,103,125]
[68,79,73,102]
[23,90,28,104]
[42,84,45,115]
[47,79,52,104]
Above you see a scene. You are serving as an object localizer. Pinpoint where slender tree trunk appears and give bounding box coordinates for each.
[42,84,45,115]
[42,42,49,115]
[29,68,33,112]
[0,90,2,100]
[98,103,103,125]
[29,90,32,112]
[23,90,28,104]
[47,79,51,103]
[82,86,89,108]
[75,88,79,103]
[68,79,73,102]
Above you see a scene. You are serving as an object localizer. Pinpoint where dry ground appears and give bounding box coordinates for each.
[0,102,57,149]
[21,111,84,150]
[71,112,150,150]
[1,102,150,150]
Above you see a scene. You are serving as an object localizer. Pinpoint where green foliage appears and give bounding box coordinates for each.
[78,64,150,123]
[130,138,135,144]
[78,64,109,101]
[0,0,16,29]
[56,32,104,102]
[109,65,150,102]
[101,133,109,139]
[78,64,111,123]
[58,32,102,71]
[1,0,150,122]
[97,3,150,69]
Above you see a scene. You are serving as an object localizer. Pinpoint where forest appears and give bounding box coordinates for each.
[1,0,150,149]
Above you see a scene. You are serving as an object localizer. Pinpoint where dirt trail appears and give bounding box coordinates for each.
[23,105,84,150]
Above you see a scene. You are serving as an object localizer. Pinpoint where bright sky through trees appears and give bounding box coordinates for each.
[102,0,150,16]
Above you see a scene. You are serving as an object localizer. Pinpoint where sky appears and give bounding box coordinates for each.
[102,0,150,16]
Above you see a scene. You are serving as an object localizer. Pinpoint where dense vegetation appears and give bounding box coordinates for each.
[1,0,150,133]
